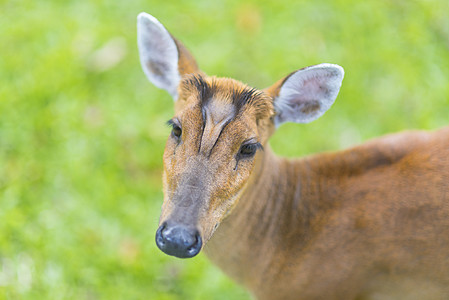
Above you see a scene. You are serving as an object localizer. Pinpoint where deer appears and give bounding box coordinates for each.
[137,12,449,300]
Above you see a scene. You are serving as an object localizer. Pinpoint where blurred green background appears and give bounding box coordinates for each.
[1,0,448,299]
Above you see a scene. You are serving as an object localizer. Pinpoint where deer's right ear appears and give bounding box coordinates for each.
[137,12,199,100]
[265,64,344,127]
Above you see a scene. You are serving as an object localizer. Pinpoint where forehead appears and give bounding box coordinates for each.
[178,74,274,121]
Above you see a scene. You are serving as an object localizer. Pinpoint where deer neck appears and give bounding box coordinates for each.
[204,146,331,289]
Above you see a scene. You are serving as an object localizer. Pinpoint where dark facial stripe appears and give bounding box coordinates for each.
[198,109,207,153]
[183,74,216,108]
[179,75,273,156]
[191,77,265,157]
[232,87,263,115]
[208,118,233,158]
[183,74,263,117]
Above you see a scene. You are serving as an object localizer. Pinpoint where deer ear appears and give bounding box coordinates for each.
[137,12,199,100]
[266,64,344,127]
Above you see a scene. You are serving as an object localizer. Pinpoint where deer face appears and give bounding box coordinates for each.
[157,75,274,257]
[137,12,344,258]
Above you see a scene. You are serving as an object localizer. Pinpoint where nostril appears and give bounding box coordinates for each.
[187,231,202,255]
[158,222,167,234]
[155,223,167,247]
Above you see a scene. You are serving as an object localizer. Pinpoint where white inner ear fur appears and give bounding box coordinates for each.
[274,63,344,127]
[137,12,181,100]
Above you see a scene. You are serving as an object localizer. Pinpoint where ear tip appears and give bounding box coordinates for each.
[137,12,151,21]
[332,64,345,79]
[315,63,345,80]
[137,12,162,28]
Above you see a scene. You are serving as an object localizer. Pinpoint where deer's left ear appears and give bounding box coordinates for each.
[265,64,344,127]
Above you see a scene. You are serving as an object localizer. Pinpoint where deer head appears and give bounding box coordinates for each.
[137,12,344,258]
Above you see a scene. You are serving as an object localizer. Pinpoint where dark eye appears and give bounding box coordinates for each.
[238,143,262,159]
[171,124,182,139]
[167,119,182,140]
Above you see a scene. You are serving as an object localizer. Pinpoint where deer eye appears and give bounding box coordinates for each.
[172,125,182,138]
[167,119,182,140]
[238,142,262,159]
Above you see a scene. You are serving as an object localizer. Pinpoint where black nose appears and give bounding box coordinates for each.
[155,222,202,258]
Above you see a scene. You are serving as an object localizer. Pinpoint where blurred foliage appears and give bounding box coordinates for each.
[1,0,448,299]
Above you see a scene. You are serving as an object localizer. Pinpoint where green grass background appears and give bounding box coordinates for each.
[1,0,449,299]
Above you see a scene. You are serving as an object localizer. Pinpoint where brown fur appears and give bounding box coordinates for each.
[205,128,449,300]
[156,31,449,300]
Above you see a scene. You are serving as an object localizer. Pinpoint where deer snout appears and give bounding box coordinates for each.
[155,222,202,258]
